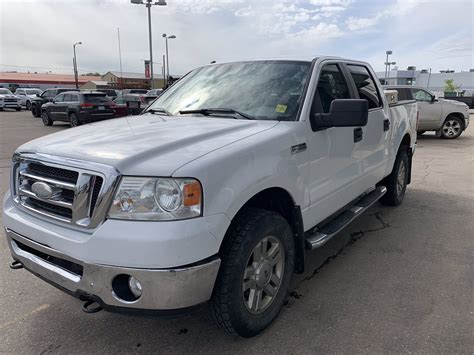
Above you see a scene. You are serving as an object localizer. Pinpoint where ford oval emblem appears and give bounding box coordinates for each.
[31,182,54,199]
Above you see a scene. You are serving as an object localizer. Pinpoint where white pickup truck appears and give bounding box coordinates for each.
[3,57,417,337]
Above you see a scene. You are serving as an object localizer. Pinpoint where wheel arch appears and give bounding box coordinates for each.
[222,187,305,274]
[444,112,466,130]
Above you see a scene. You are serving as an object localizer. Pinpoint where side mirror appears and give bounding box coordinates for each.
[431,96,437,102]
[36,93,40,97]
[311,99,368,130]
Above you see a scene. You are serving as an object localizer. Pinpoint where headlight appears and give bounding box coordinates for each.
[108,177,202,220]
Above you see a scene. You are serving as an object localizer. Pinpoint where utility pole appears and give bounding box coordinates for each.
[130,0,167,89]
[73,42,82,89]
[117,28,123,90]
[384,50,392,85]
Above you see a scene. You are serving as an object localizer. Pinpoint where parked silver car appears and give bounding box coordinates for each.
[0,88,21,111]
[14,88,42,110]
[385,85,470,139]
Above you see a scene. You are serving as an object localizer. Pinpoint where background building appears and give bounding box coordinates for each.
[102,71,166,90]
[376,67,474,97]
[0,72,101,91]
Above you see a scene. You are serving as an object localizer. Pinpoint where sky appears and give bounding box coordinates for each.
[0,0,473,77]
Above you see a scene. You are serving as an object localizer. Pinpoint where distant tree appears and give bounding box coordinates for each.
[444,79,459,92]
[81,72,101,76]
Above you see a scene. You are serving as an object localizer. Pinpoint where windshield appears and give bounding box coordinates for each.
[0,89,12,95]
[148,61,311,121]
[25,89,41,95]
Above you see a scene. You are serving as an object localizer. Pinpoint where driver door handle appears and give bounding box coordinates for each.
[383,119,390,131]
[354,127,363,142]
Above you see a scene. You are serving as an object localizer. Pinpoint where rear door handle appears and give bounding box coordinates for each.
[354,127,363,142]
[383,119,390,131]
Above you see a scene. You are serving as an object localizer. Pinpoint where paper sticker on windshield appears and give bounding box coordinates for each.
[275,104,287,113]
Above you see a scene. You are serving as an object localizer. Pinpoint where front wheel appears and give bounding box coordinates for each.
[26,101,31,110]
[16,107,21,111]
[379,149,409,206]
[441,116,463,139]
[31,105,39,117]
[210,208,295,337]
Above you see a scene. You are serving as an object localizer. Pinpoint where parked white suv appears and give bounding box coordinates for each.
[4,57,417,337]
[15,88,42,110]
[0,88,21,111]
[386,85,470,139]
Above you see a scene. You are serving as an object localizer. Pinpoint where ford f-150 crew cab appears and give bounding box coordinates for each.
[3,57,417,337]
[385,85,469,139]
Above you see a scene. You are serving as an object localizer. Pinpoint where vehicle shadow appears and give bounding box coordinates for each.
[19,188,473,353]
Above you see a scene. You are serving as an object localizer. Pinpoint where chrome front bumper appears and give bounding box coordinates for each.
[6,228,221,311]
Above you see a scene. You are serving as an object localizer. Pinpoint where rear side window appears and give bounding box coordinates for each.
[347,65,381,109]
[83,94,109,104]
[315,64,351,113]
[64,94,72,102]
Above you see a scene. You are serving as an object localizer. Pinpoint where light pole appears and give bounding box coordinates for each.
[131,0,167,89]
[73,42,82,89]
[162,33,176,87]
[384,50,392,85]
[387,61,396,82]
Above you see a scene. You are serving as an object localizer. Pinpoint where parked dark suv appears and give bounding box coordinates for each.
[31,88,79,117]
[41,91,116,127]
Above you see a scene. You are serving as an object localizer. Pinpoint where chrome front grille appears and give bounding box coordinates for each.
[12,153,120,229]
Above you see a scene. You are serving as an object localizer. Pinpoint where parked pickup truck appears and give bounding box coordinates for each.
[385,85,470,139]
[3,57,417,337]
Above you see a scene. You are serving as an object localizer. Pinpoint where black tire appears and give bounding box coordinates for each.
[441,116,463,139]
[380,149,409,206]
[31,105,39,117]
[0,107,3,111]
[16,107,21,111]
[41,110,53,126]
[210,207,295,338]
[69,113,81,127]
[26,101,31,110]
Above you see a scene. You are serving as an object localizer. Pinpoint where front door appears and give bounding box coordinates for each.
[48,93,64,119]
[306,62,364,227]
[411,88,441,130]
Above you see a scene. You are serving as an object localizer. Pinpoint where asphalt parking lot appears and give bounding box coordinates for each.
[0,109,472,354]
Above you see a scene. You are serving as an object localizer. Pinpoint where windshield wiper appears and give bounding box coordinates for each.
[143,108,172,116]
[179,108,255,120]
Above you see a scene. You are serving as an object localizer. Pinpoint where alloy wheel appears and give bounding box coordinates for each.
[242,235,285,314]
[442,119,461,138]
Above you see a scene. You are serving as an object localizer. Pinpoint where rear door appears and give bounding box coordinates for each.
[345,64,388,187]
[306,62,364,227]
[411,88,441,130]
[83,93,115,121]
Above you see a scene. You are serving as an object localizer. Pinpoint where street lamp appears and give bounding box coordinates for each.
[162,33,176,87]
[387,61,396,77]
[384,50,392,84]
[73,41,82,89]
[131,0,167,89]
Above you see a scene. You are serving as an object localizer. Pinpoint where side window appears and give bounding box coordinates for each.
[17,90,24,95]
[411,89,432,102]
[347,65,381,109]
[71,94,80,102]
[315,64,350,113]
[63,94,72,102]
[395,88,412,101]
[44,90,55,99]
[54,94,64,102]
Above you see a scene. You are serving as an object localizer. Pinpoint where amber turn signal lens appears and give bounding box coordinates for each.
[183,181,202,206]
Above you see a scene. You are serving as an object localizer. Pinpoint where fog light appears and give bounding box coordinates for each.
[128,276,143,298]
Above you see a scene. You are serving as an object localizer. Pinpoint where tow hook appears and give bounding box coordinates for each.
[82,300,103,314]
[9,260,24,270]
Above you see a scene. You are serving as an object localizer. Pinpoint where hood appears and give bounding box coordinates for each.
[0,94,18,99]
[17,114,279,176]
[439,98,468,107]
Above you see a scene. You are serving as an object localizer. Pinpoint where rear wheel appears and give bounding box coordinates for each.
[210,207,295,338]
[441,116,463,139]
[69,113,81,127]
[41,110,53,126]
[31,105,39,117]
[380,149,409,206]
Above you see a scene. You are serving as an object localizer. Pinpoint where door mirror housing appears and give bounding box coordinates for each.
[311,99,368,130]
[431,95,437,102]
